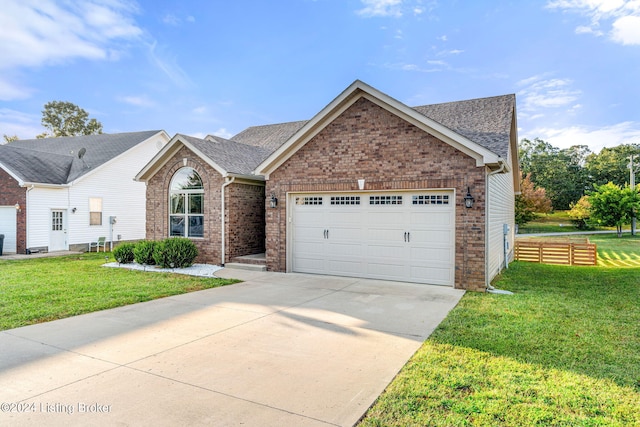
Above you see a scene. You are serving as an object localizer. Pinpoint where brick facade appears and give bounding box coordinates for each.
[144,145,265,265]
[265,97,487,291]
[0,167,26,254]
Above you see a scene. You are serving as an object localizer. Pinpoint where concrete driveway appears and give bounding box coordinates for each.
[0,269,463,426]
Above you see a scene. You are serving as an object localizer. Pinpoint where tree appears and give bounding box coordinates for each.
[3,134,19,143]
[519,138,590,210]
[567,195,591,230]
[585,144,640,188]
[38,101,103,138]
[588,182,640,237]
[515,173,552,226]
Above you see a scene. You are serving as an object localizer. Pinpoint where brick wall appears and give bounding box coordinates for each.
[225,182,265,259]
[145,146,223,265]
[0,167,26,254]
[145,146,266,265]
[265,97,487,291]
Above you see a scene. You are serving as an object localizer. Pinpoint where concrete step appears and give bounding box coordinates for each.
[223,262,267,272]
[231,253,266,265]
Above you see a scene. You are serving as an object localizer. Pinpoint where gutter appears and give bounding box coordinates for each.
[220,176,235,266]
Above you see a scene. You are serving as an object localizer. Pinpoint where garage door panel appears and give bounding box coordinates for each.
[327,259,364,275]
[410,212,453,227]
[0,207,17,253]
[410,265,453,284]
[293,226,325,241]
[367,243,406,260]
[410,247,453,263]
[366,228,404,242]
[410,229,453,245]
[293,257,326,273]
[328,227,363,241]
[327,242,364,257]
[295,241,326,255]
[327,211,361,225]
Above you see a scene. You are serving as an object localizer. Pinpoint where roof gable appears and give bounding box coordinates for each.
[255,80,511,177]
[136,133,271,182]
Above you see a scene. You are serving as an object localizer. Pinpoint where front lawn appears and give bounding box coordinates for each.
[517,210,619,234]
[360,236,640,426]
[0,252,239,331]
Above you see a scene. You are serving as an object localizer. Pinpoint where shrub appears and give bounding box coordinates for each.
[113,242,135,264]
[134,241,157,265]
[153,237,198,268]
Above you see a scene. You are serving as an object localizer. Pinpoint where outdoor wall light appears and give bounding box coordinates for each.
[270,194,278,209]
[72,207,77,213]
[463,187,475,209]
[14,203,20,212]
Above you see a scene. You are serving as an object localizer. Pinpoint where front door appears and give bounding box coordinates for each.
[50,210,67,251]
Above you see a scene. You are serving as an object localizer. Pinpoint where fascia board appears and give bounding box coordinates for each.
[227,172,265,182]
[133,133,227,182]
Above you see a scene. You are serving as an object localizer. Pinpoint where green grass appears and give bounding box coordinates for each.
[0,252,239,331]
[517,210,618,234]
[360,237,640,426]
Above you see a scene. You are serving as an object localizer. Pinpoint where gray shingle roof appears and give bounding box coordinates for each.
[412,94,515,158]
[0,130,163,184]
[179,134,273,176]
[231,120,308,151]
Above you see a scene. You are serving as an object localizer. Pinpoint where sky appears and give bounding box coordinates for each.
[1,0,639,153]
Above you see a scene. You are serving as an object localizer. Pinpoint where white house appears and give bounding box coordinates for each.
[0,130,170,254]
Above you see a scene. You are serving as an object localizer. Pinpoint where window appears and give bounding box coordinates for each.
[296,196,323,205]
[169,168,204,238]
[89,197,102,225]
[331,196,360,205]
[412,194,450,205]
[369,195,403,205]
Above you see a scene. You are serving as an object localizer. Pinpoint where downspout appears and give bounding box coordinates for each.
[220,176,235,266]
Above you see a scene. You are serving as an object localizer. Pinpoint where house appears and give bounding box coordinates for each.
[0,130,170,254]
[137,81,519,291]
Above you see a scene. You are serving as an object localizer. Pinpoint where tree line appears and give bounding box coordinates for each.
[517,138,640,235]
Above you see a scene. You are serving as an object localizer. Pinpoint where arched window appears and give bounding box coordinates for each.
[169,167,204,238]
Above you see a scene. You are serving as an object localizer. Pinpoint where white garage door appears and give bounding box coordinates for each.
[291,191,455,285]
[0,206,17,254]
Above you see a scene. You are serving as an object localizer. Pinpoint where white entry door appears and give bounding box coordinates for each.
[291,191,455,286]
[0,207,17,253]
[50,210,68,251]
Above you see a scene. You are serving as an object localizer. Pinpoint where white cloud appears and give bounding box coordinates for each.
[0,108,42,140]
[524,121,640,152]
[517,75,581,112]
[611,15,640,44]
[212,128,233,139]
[147,41,192,88]
[118,95,155,108]
[356,0,403,18]
[0,0,143,70]
[0,78,33,101]
[546,0,640,45]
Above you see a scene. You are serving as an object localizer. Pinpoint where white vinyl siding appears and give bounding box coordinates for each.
[487,170,515,283]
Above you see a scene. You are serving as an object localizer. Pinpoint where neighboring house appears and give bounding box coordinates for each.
[0,130,170,254]
[137,80,519,291]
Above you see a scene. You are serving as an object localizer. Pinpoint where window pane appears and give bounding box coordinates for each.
[170,216,185,236]
[189,194,203,214]
[89,197,102,211]
[189,215,204,237]
[171,194,185,214]
[90,212,102,226]
[170,168,203,190]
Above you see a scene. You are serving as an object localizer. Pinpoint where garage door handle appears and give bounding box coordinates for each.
[326,229,329,239]
[404,232,407,242]
[407,232,410,242]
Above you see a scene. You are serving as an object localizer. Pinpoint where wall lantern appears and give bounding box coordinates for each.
[463,187,475,209]
[270,194,278,209]
[72,207,77,213]
[14,203,21,212]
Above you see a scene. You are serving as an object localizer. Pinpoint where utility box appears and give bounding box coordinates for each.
[0,234,4,256]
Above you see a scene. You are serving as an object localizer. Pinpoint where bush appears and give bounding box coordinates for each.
[113,242,135,264]
[134,241,157,265]
[153,237,198,268]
